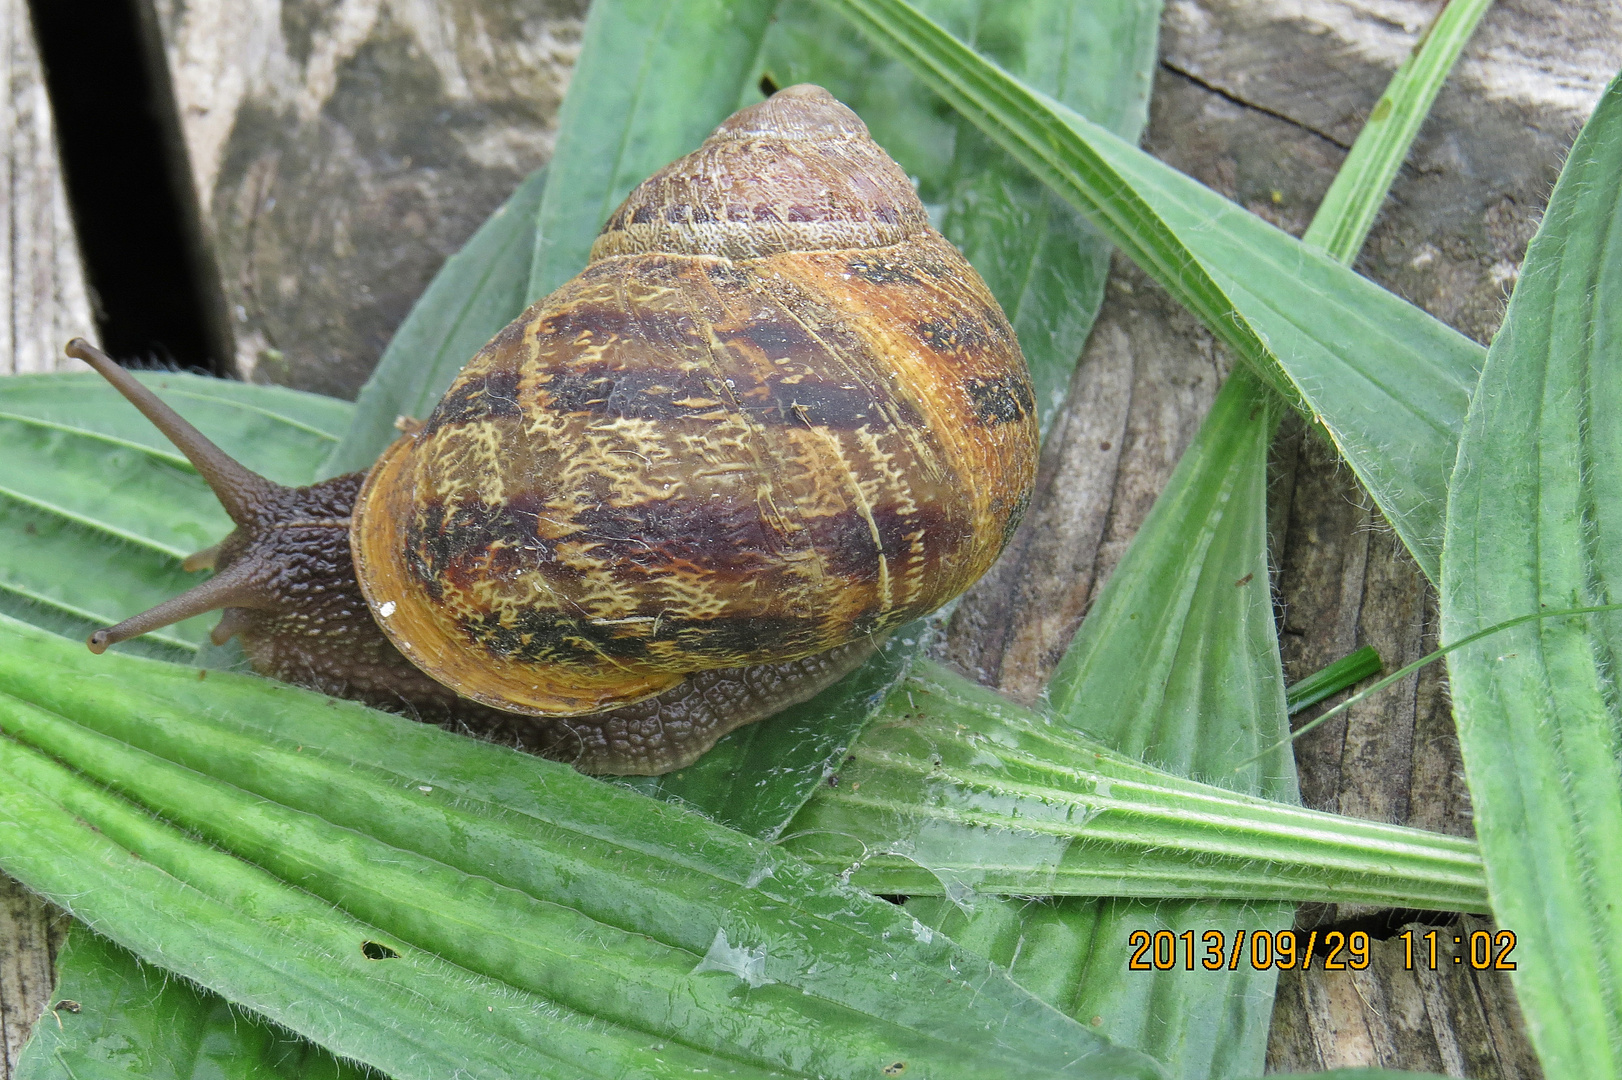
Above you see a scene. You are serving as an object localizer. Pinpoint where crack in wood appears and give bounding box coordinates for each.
[1159,58,1354,153]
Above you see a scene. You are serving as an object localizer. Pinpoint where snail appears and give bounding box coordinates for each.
[73,84,1039,775]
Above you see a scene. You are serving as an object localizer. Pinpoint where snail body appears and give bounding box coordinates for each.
[77,85,1038,775]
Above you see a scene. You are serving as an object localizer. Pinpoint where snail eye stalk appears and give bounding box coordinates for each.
[67,338,295,652]
[66,338,281,525]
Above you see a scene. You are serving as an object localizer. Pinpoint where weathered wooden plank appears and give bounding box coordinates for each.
[147,0,587,396]
[1266,917,1543,1077]
[0,878,60,1080]
[0,0,89,1069]
[1,0,94,375]
[941,0,1621,1074]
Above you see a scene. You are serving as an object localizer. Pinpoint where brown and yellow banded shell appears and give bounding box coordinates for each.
[351,84,1039,717]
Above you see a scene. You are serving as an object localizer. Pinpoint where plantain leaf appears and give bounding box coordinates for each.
[785,659,1485,910]
[17,926,366,1080]
[0,615,1167,1080]
[1441,71,1622,1079]
[0,372,348,483]
[938,367,1295,1079]
[325,166,548,476]
[1045,371,1291,792]
[527,0,779,301]
[817,0,1485,584]
[13,930,1447,1080]
[0,373,350,660]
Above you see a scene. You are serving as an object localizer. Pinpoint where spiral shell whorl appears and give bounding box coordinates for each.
[352,84,1039,719]
[590,85,930,261]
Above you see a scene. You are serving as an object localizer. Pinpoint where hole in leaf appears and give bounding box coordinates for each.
[759,73,780,97]
[361,940,400,960]
[882,1062,907,1076]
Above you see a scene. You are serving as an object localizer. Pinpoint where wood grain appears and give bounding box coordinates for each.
[0,0,94,376]
[0,879,61,1080]
[1267,917,1543,1077]
[1,1,86,1065]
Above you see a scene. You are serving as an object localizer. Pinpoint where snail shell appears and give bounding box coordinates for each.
[352,85,1038,717]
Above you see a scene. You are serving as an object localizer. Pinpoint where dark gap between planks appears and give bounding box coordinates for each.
[28,0,234,375]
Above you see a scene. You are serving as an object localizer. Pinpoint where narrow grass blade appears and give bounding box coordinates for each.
[17,926,365,1080]
[0,615,1166,1080]
[326,166,548,475]
[1441,73,1622,1078]
[527,0,778,301]
[817,0,1485,583]
[1303,0,1493,261]
[786,661,1486,909]
[1285,646,1383,715]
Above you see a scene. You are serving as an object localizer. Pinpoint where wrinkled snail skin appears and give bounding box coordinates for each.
[76,84,1038,776]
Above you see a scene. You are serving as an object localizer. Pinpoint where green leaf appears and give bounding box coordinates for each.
[817,0,1485,583]
[0,615,1166,1080]
[21,933,1451,1080]
[0,374,351,659]
[17,926,365,1080]
[1045,371,1292,792]
[1285,646,1383,716]
[0,372,348,482]
[1002,367,1294,1078]
[1301,0,1493,262]
[785,659,1485,909]
[325,166,549,476]
[527,0,779,301]
[757,0,1160,431]
[1440,72,1622,1078]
